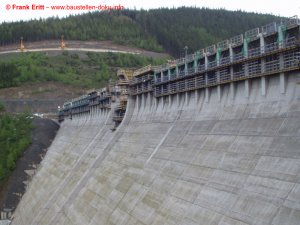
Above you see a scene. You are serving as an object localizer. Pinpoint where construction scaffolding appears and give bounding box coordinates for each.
[152,17,300,97]
[58,85,119,121]
[59,17,300,121]
[112,69,134,129]
[130,65,156,95]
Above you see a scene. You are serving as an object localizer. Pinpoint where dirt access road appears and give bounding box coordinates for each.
[0,40,169,58]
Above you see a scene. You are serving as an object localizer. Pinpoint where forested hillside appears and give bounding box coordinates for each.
[124,8,278,56]
[0,52,167,89]
[0,7,278,56]
[0,104,32,185]
[0,12,164,52]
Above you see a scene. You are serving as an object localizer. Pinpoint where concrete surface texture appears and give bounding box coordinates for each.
[12,72,300,225]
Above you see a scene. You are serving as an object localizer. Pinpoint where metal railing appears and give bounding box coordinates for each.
[219,69,231,82]
[73,99,89,107]
[186,78,196,90]
[153,51,300,97]
[130,74,153,85]
[264,42,279,53]
[233,68,245,79]
[187,67,194,75]
[169,83,177,93]
[197,64,205,72]
[217,40,229,50]
[133,65,152,77]
[170,74,177,81]
[89,100,100,106]
[117,80,129,85]
[282,15,300,28]
[208,61,217,69]
[206,44,216,55]
[186,54,195,62]
[261,22,277,36]
[196,76,205,87]
[245,27,259,40]
[117,69,133,78]
[152,36,298,79]
[248,46,261,57]
[283,51,300,68]
[248,60,261,75]
[145,19,300,97]
[178,70,185,77]
[195,49,205,59]
[178,80,185,90]
[207,75,217,85]
[285,36,297,48]
[230,34,243,47]
[233,52,244,61]
[176,57,185,65]
[99,94,110,101]
[163,76,169,82]
[220,56,230,65]
[265,60,280,72]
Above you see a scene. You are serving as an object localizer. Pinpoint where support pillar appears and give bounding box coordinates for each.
[185,92,189,106]
[230,82,235,100]
[217,70,221,102]
[205,88,210,103]
[148,92,151,109]
[136,95,140,111]
[230,63,235,100]
[142,93,145,109]
[279,52,285,94]
[194,90,198,105]
[217,85,221,102]
[260,33,266,79]
[185,61,188,76]
[245,79,250,98]
[261,76,267,96]
[204,54,208,70]
[280,72,286,94]
[229,44,233,63]
[259,33,265,54]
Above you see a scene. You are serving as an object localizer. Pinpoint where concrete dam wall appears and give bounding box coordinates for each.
[11,19,300,225]
[11,71,300,225]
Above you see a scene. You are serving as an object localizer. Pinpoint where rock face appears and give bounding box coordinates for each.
[0,117,59,220]
[0,99,65,113]
[11,72,300,225]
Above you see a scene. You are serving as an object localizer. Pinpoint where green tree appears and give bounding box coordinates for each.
[0,62,20,88]
[0,102,5,113]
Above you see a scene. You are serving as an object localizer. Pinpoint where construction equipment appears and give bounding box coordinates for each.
[19,37,25,52]
[60,35,65,49]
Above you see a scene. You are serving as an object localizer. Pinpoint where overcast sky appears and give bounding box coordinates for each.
[0,0,299,23]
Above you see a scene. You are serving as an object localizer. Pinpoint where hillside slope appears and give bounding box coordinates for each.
[0,7,278,56]
[0,117,59,217]
[0,50,167,90]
